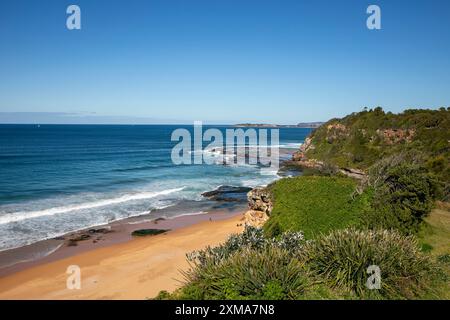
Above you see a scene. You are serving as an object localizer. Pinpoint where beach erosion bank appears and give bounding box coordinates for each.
[0,212,244,299]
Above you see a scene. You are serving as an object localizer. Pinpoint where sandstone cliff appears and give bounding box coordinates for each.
[243,188,273,227]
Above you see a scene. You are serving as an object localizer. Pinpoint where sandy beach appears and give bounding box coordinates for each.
[0,213,244,300]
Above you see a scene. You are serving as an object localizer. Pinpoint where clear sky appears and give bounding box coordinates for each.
[0,0,449,124]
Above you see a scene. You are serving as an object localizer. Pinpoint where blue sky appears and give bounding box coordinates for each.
[0,0,449,124]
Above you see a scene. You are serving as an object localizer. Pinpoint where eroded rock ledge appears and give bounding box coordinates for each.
[289,137,367,181]
[290,137,324,169]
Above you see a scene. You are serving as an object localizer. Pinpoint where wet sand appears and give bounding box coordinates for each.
[0,213,245,299]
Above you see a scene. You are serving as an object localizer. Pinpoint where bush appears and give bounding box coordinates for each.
[153,290,171,300]
[437,254,450,264]
[187,225,304,268]
[181,246,310,300]
[366,162,441,234]
[161,227,444,300]
[304,228,438,299]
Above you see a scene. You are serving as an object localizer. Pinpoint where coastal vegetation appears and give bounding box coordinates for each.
[157,107,450,300]
[263,176,371,239]
[304,107,450,200]
[157,226,444,300]
[365,159,441,234]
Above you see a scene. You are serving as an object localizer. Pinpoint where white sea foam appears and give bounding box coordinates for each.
[0,187,185,225]
[162,211,207,220]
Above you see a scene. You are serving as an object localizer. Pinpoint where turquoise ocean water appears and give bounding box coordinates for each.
[0,125,311,251]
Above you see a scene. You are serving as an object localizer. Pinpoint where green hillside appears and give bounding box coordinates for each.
[305,107,450,186]
[158,107,450,300]
[298,107,449,204]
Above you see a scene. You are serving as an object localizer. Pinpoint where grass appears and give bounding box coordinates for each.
[417,208,450,299]
[419,208,450,257]
[264,176,371,239]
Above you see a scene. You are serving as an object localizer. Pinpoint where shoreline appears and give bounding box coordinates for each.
[0,204,246,277]
[0,211,245,299]
[0,147,298,278]
[0,147,300,299]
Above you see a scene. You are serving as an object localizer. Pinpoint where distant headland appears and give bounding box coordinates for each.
[233,122,324,128]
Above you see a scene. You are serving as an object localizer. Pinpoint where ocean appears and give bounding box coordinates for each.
[0,124,311,251]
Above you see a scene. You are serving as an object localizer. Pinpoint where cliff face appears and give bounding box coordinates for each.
[243,188,273,227]
[291,137,324,169]
[247,188,273,213]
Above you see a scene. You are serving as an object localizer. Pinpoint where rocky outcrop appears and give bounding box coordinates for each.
[299,137,314,154]
[290,137,324,169]
[247,188,273,213]
[326,123,349,143]
[289,157,324,169]
[61,227,112,246]
[376,129,415,145]
[243,188,273,227]
[243,210,269,228]
[339,167,367,181]
[290,133,369,180]
[202,186,252,202]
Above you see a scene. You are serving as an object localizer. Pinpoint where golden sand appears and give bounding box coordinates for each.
[0,214,244,300]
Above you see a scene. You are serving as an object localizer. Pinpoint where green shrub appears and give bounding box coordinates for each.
[366,162,441,234]
[420,243,434,253]
[187,225,304,268]
[181,246,310,300]
[265,220,282,237]
[304,228,438,299]
[437,254,450,264]
[164,227,445,300]
[153,290,171,300]
[186,226,266,268]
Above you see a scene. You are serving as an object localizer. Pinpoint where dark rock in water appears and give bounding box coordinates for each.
[69,234,91,242]
[131,229,170,237]
[62,227,112,246]
[67,241,78,247]
[66,233,91,246]
[152,217,166,224]
[201,186,252,202]
[88,227,112,234]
